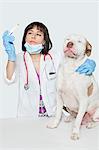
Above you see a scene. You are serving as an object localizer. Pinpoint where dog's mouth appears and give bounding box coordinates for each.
[64,47,77,58]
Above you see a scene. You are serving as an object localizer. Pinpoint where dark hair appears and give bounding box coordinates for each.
[22,22,52,54]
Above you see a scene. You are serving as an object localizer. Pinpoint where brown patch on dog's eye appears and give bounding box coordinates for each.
[87,83,93,96]
[85,41,92,57]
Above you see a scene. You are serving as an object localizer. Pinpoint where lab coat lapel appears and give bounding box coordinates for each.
[40,55,46,76]
[25,52,39,87]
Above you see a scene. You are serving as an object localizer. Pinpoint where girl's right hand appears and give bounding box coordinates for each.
[2,31,16,61]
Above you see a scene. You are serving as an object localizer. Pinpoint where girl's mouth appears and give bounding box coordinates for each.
[29,41,37,45]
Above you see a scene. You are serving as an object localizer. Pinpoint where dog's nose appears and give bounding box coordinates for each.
[67,42,73,48]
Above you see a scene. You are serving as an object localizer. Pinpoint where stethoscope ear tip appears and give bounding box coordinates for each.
[24,84,29,90]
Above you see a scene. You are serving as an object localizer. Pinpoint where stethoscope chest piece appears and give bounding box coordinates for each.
[24,84,29,90]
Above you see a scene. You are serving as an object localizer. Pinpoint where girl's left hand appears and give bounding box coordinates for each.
[75,59,96,75]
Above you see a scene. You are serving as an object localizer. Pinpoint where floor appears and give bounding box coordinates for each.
[0,116,99,150]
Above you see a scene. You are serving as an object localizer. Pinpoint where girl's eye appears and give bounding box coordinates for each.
[28,32,32,34]
[37,34,42,36]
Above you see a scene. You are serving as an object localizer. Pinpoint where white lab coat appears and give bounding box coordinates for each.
[5,51,59,119]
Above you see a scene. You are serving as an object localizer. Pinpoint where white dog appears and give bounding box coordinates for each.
[47,34,99,140]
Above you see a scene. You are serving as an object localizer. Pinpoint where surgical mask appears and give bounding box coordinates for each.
[24,42,44,54]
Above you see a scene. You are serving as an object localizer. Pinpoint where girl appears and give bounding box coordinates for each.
[2,22,96,119]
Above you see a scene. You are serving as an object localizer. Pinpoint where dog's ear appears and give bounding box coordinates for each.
[85,41,92,57]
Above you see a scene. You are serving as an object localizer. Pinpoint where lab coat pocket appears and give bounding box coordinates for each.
[47,78,56,92]
[46,72,56,80]
[46,80,56,109]
[45,60,56,80]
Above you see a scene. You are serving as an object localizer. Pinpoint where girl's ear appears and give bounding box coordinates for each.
[85,40,92,57]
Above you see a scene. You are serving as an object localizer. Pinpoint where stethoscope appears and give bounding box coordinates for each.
[23,51,56,90]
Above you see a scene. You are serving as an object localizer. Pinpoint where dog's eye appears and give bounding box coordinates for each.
[78,40,82,43]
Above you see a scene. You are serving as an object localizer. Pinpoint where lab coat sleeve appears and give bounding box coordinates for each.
[4,53,21,84]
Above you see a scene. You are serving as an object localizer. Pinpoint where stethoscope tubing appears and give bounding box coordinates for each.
[23,51,56,90]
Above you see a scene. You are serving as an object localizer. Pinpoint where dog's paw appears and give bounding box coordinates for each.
[64,115,74,122]
[46,120,59,129]
[71,132,80,140]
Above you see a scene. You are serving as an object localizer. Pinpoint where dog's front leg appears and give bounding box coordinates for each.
[71,101,88,140]
[47,90,63,128]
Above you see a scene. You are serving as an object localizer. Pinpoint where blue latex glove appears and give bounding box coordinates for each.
[2,30,16,61]
[75,59,96,75]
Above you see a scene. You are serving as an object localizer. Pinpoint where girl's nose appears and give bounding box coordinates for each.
[67,42,73,48]
[31,34,36,38]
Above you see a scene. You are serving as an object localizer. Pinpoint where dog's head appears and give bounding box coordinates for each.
[63,34,92,59]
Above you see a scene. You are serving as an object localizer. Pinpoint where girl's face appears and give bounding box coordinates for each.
[25,26,45,45]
